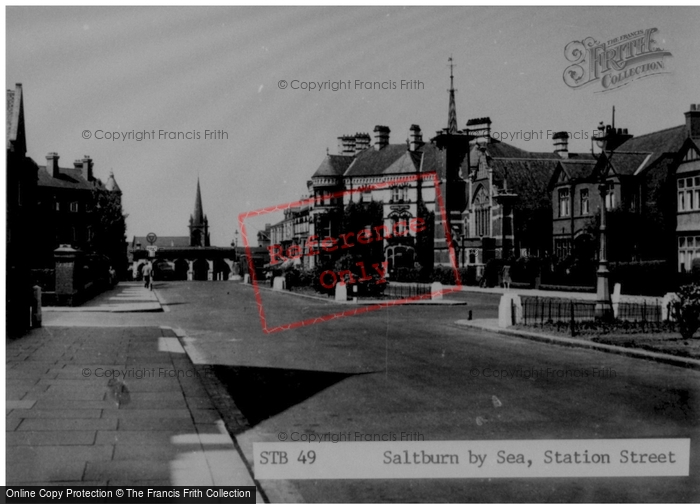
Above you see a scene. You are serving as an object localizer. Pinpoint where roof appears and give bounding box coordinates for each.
[311,154,354,177]
[105,171,121,192]
[604,152,652,176]
[342,143,449,178]
[490,158,560,202]
[614,124,688,168]
[559,160,597,180]
[343,144,408,177]
[37,165,105,191]
[131,236,190,248]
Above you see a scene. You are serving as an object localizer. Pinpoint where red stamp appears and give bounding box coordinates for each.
[238,172,460,333]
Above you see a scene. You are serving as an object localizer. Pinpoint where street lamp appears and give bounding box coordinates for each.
[234,229,239,248]
[595,182,613,319]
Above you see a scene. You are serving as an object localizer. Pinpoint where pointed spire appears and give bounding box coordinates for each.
[193,177,204,225]
[447,57,458,134]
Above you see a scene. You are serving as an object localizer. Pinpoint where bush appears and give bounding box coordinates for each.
[671,283,700,340]
[30,269,55,292]
[608,260,672,296]
[430,265,460,285]
[392,267,421,283]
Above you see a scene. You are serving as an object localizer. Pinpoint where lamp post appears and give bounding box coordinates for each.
[594,170,613,320]
[234,230,239,248]
[591,120,615,320]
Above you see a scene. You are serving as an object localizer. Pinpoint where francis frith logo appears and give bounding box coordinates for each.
[563,28,673,92]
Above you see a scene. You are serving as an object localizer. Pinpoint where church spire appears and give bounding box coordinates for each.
[447,57,458,134]
[193,177,204,225]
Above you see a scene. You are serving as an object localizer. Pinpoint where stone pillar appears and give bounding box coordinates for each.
[498,292,522,328]
[335,282,347,302]
[54,245,83,306]
[207,260,214,281]
[32,285,42,328]
[187,260,194,281]
[431,282,444,300]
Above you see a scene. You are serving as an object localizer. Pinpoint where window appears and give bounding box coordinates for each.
[558,188,570,217]
[580,189,589,215]
[679,235,700,272]
[472,186,489,237]
[554,238,572,259]
[604,183,616,209]
[54,201,60,212]
[70,201,79,212]
[678,176,700,212]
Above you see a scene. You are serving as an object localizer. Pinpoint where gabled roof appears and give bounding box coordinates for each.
[342,143,450,179]
[37,165,105,191]
[467,139,594,170]
[490,158,560,201]
[602,152,652,177]
[312,154,354,178]
[559,160,597,180]
[344,144,408,177]
[614,124,687,169]
[131,236,190,248]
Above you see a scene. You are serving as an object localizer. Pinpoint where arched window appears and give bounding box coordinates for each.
[473,185,490,237]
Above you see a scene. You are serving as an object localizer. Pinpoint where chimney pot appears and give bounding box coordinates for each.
[46,152,60,178]
[409,124,423,151]
[686,103,700,140]
[552,131,569,158]
[373,125,390,150]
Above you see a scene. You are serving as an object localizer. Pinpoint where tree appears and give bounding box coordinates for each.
[90,189,127,275]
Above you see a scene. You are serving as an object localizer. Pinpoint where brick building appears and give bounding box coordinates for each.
[549,104,700,270]
[6,83,39,335]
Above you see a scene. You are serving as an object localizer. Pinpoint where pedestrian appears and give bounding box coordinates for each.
[501,264,511,289]
[142,262,152,289]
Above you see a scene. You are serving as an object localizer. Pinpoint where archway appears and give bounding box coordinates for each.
[212,259,231,281]
[173,258,189,281]
[192,259,209,281]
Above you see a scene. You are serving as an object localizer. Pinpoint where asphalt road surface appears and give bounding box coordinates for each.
[154,281,699,503]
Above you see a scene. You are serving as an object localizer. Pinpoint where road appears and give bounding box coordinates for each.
[84,281,700,501]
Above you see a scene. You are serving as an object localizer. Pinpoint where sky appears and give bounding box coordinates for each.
[6,6,700,246]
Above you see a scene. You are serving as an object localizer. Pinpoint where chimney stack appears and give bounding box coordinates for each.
[373,125,390,150]
[686,103,700,140]
[46,152,60,178]
[74,155,93,181]
[354,133,371,154]
[552,131,569,158]
[337,135,357,156]
[409,124,423,152]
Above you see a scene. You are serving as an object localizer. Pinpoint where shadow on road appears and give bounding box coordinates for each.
[210,365,370,427]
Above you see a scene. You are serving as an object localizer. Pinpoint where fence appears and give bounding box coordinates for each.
[520,296,668,336]
[384,282,431,299]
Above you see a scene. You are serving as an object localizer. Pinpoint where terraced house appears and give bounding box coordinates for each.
[549,104,700,271]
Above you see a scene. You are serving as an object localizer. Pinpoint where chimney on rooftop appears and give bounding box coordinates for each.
[74,155,93,181]
[46,152,60,178]
[686,103,700,140]
[552,131,569,159]
[337,135,357,156]
[409,124,423,152]
[373,125,390,150]
[355,133,371,154]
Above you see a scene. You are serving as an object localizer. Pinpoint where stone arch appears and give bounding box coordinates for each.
[192,258,209,281]
[212,258,231,281]
[173,258,189,280]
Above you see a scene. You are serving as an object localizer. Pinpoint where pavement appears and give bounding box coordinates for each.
[455,318,700,370]
[5,283,263,499]
[42,282,163,313]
